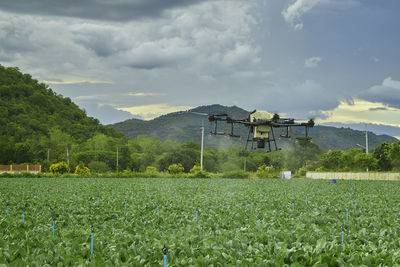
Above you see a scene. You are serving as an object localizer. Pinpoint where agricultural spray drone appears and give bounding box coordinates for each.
[208,110,314,152]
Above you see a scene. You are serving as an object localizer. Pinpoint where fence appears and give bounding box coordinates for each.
[306,172,400,181]
[0,165,41,173]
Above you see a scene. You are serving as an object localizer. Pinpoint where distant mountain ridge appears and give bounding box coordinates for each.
[111,104,397,151]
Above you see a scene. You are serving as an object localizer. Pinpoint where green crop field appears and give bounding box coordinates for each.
[1,178,400,266]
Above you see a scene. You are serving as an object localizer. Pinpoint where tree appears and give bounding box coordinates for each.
[285,140,323,171]
[321,150,344,171]
[88,161,109,173]
[373,142,392,171]
[389,142,400,171]
[354,153,378,171]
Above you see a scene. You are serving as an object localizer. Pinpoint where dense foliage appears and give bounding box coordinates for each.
[1,178,400,265]
[49,162,70,174]
[0,65,123,165]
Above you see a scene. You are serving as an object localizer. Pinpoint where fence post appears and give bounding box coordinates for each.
[27,165,29,172]
[10,165,12,173]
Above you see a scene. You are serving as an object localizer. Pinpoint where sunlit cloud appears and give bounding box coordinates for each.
[42,76,113,85]
[318,99,400,127]
[118,103,193,120]
[126,92,166,97]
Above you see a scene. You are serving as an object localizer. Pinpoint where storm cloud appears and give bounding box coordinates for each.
[359,77,400,109]
[0,0,203,22]
[0,0,399,132]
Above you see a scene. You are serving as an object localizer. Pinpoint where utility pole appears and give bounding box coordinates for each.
[365,124,369,154]
[200,126,204,170]
[365,124,369,172]
[116,146,119,174]
[66,147,69,166]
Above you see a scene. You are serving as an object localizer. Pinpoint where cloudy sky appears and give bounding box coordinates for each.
[1,0,399,136]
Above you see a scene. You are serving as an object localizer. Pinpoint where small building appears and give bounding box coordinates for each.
[281,171,291,179]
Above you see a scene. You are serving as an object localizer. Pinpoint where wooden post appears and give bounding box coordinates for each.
[10,165,12,173]
[27,165,29,172]
[39,165,42,173]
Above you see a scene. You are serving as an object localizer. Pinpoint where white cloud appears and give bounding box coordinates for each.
[126,92,166,97]
[118,104,193,120]
[318,99,400,127]
[282,0,322,30]
[281,0,360,30]
[304,56,322,68]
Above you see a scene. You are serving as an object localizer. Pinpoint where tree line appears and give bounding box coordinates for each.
[13,132,399,174]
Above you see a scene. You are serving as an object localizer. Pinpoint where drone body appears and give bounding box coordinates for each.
[208,110,314,152]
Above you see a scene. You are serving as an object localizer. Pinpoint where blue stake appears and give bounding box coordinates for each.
[157,205,159,216]
[346,208,348,223]
[23,211,25,222]
[53,220,55,235]
[258,219,260,227]
[164,254,167,267]
[91,231,94,254]
[306,194,308,205]
[124,200,127,212]
[341,231,344,244]
[292,202,294,210]
[265,193,267,201]
[7,205,9,216]
[354,199,357,209]
[196,210,198,222]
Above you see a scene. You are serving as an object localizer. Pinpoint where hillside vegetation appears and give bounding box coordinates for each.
[0,65,123,164]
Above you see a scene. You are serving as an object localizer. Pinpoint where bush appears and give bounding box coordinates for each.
[256,165,279,178]
[190,165,201,173]
[314,166,325,172]
[298,166,307,177]
[168,163,184,174]
[74,164,90,174]
[88,161,109,173]
[49,162,70,174]
[221,170,249,179]
[145,166,157,173]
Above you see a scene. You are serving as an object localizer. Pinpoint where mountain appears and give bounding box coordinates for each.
[112,104,397,151]
[0,65,123,163]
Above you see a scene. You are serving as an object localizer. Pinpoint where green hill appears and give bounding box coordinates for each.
[112,104,397,151]
[0,65,123,164]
